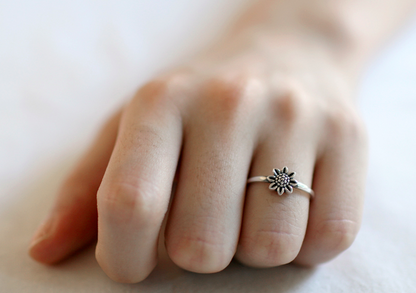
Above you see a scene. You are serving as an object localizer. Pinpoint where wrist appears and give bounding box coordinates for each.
[213,26,360,84]
[223,1,368,78]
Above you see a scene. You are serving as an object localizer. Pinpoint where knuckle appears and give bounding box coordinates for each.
[97,177,165,226]
[136,79,171,102]
[270,82,311,125]
[239,229,303,267]
[325,105,367,143]
[201,75,262,121]
[133,74,190,110]
[315,219,359,254]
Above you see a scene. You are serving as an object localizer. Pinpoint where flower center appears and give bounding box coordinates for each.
[276,174,290,187]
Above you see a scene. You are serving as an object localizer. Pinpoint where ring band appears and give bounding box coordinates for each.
[247,166,314,198]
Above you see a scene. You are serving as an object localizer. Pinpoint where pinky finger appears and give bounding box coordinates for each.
[294,116,368,266]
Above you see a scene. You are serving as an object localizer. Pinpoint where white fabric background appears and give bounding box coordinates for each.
[1,1,416,292]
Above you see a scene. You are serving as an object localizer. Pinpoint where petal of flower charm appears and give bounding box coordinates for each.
[266,166,298,196]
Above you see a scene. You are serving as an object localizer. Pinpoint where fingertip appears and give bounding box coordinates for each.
[28,219,68,264]
[28,236,61,265]
[28,209,98,265]
[28,214,60,264]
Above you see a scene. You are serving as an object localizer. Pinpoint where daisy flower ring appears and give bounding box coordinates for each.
[247,167,314,198]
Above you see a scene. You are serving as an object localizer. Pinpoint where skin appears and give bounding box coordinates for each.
[28,0,416,284]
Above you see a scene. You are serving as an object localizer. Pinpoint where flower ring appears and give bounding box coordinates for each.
[247,166,314,198]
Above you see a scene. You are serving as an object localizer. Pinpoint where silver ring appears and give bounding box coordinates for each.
[247,166,314,198]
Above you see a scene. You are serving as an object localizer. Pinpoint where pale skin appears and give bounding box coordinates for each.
[28,0,416,284]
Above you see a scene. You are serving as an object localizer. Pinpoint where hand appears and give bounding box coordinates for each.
[28,31,368,283]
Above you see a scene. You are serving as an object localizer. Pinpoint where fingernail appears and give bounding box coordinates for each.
[29,214,56,249]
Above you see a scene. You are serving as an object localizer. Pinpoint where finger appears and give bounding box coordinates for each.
[165,77,260,273]
[28,109,121,264]
[235,122,316,267]
[95,80,183,283]
[294,113,368,265]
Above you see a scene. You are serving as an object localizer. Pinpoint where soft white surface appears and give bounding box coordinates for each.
[1,1,416,292]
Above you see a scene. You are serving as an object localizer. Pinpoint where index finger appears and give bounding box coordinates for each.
[95,80,183,283]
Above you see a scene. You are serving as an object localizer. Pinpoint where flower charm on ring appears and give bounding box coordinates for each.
[267,166,298,196]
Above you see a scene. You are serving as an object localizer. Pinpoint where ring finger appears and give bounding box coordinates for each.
[235,111,318,267]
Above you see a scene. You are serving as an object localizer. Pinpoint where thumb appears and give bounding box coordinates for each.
[29,109,122,264]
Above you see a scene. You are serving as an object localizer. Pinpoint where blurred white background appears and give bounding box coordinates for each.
[0,1,415,292]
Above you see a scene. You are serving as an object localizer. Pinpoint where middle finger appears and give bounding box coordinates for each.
[165,77,263,273]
